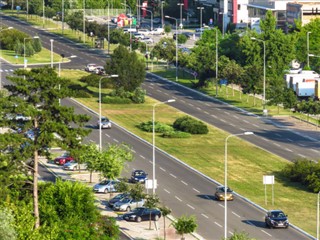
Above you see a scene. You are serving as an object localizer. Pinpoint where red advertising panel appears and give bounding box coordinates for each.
[184,0,188,10]
[142,1,148,18]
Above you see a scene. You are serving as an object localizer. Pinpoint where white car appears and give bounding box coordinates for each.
[133,32,145,39]
[63,160,87,171]
[97,117,112,129]
[113,198,145,212]
[151,28,164,35]
[93,179,120,193]
[138,29,151,35]
[85,63,98,72]
[140,38,153,44]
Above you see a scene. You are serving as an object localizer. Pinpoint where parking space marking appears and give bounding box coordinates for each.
[204,195,211,200]
[164,189,170,194]
[233,115,239,119]
[214,222,222,228]
[240,128,246,131]
[286,138,293,142]
[187,204,195,210]
[224,111,230,115]
[193,188,200,193]
[149,160,152,164]
[261,137,270,142]
[275,133,282,137]
[201,213,209,219]
[245,220,255,227]
[175,196,182,202]
[218,203,224,208]
[156,90,162,93]
[205,103,210,106]
[220,119,226,123]
[104,133,110,137]
[181,180,188,185]
[229,123,235,127]
[242,119,249,123]
[298,143,306,147]
[170,173,177,178]
[252,124,259,128]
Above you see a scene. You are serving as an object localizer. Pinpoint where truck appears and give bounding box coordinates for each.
[295,81,316,97]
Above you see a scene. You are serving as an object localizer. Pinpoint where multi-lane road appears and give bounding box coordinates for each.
[0,13,317,239]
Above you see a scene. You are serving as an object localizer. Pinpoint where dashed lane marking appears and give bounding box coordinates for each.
[181,181,188,185]
[160,167,166,172]
[170,173,177,178]
[193,188,200,193]
[214,222,222,228]
[187,204,195,210]
[164,189,170,194]
[201,213,209,219]
[175,196,182,202]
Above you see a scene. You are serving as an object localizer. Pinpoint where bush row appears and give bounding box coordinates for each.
[173,116,209,134]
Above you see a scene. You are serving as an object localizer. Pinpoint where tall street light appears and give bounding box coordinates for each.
[50,39,54,68]
[161,1,165,28]
[99,75,118,151]
[197,7,204,37]
[24,36,39,69]
[152,99,175,194]
[165,15,178,82]
[251,37,266,111]
[307,31,312,68]
[214,28,218,97]
[42,0,45,29]
[62,0,65,35]
[83,0,86,44]
[121,3,132,52]
[0,27,13,90]
[224,132,254,239]
[177,3,184,29]
[317,191,320,240]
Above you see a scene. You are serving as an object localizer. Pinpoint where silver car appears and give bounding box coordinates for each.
[97,117,112,129]
[93,179,119,193]
[63,161,87,171]
[113,198,145,212]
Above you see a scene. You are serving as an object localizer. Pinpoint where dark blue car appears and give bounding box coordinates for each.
[130,170,148,183]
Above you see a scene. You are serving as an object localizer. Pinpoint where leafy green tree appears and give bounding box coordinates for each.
[282,88,297,110]
[106,45,146,92]
[144,194,160,229]
[24,41,35,57]
[171,215,198,240]
[32,37,42,53]
[226,230,256,240]
[77,143,100,181]
[164,24,172,34]
[177,34,187,44]
[0,66,90,229]
[65,11,83,33]
[152,37,176,65]
[0,207,17,240]
[159,205,172,240]
[129,183,146,210]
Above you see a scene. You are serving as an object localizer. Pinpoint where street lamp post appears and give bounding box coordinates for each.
[307,31,312,68]
[177,3,184,29]
[107,0,110,54]
[121,3,132,52]
[99,75,118,151]
[165,15,178,82]
[197,7,204,37]
[24,36,40,69]
[161,1,165,28]
[224,132,254,239]
[152,99,175,194]
[251,37,266,111]
[214,28,218,97]
[83,0,86,44]
[0,27,13,90]
[42,0,45,29]
[62,0,65,35]
[50,39,54,68]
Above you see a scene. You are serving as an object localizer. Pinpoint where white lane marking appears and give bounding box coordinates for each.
[175,196,182,202]
[224,111,230,115]
[218,203,224,208]
[188,103,194,107]
[220,119,226,123]
[242,119,249,123]
[201,213,209,219]
[275,133,282,137]
[261,137,270,142]
[181,181,188,185]
[233,115,239,119]
[170,173,177,178]
[164,189,170,194]
[193,188,200,193]
[229,123,235,127]
[139,155,145,159]
[232,212,241,218]
[149,160,152,164]
[113,139,119,143]
[285,148,293,152]
[298,154,306,158]
[156,90,162,93]
[197,107,201,111]
[214,222,222,228]
[204,111,209,114]
[311,149,319,153]
[273,143,281,147]
[261,230,272,237]
[205,103,210,106]
[298,143,306,147]
[204,195,211,200]
[187,204,195,210]
[240,128,246,131]
[181,100,185,103]
[286,138,294,142]
[211,115,218,119]
[252,124,259,128]
[160,167,166,172]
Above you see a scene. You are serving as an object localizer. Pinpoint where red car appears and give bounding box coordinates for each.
[54,153,74,165]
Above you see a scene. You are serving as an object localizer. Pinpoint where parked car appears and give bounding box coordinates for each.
[137,29,151,35]
[151,28,164,35]
[93,179,120,193]
[94,66,105,75]
[133,32,145,39]
[113,197,145,212]
[265,210,289,229]
[54,152,74,165]
[140,37,153,44]
[215,186,234,201]
[85,63,98,72]
[130,170,148,183]
[63,160,87,171]
[97,117,112,129]
[107,193,130,208]
[123,207,161,222]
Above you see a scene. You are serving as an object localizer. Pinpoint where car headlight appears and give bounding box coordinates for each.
[131,215,136,218]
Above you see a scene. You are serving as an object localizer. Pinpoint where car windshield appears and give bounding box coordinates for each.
[133,171,145,176]
[100,180,110,185]
[119,198,131,203]
[272,211,285,218]
[218,187,232,193]
[101,117,109,122]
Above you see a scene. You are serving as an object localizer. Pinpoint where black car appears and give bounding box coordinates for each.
[265,210,289,229]
[107,193,129,208]
[130,170,148,183]
[122,207,161,222]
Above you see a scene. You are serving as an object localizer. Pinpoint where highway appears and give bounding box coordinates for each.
[0,13,316,239]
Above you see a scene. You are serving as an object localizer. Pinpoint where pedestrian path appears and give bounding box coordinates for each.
[40,158,202,240]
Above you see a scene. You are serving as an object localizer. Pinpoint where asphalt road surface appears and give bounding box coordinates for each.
[0,13,316,239]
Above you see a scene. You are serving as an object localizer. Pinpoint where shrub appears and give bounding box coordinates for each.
[138,121,173,133]
[109,87,132,99]
[173,116,208,134]
[102,96,132,104]
[68,84,92,98]
[131,87,146,103]
[79,74,113,88]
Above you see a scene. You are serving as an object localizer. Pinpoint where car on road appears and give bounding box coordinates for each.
[63,160,87,171]
[215,186,234,201]
[151,28,164,35]
[137,29,151,35]
[113,197,145,212]
[93,179,120,193]
[97,117,112,129]
[130,170,148,183]
[107,193,130,208]
[94,66,105,75]
[123,207,161,222]
[133,32,145,39]
[54,152,74,165]
[265,210,289,229]
[85,63,98,72]
[140,37,153,44]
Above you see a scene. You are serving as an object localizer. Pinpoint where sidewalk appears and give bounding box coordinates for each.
[39,157,202,240]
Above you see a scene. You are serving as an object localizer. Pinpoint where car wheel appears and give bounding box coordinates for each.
[154,215,159,221]
[136,216,142,222]
[126,206,131,212]
[73,166,77,171]
[104,188,109,194]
